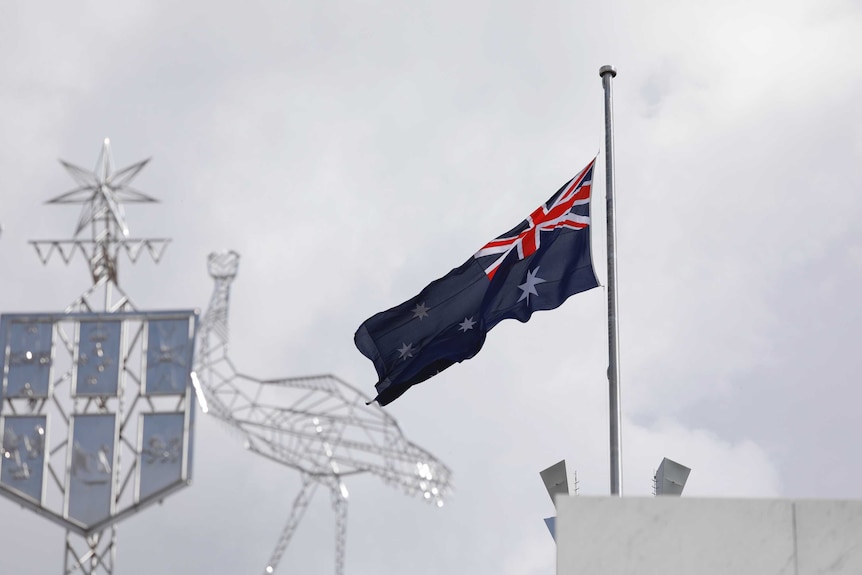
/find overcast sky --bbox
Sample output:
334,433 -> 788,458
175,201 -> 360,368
2,0 -> 861,573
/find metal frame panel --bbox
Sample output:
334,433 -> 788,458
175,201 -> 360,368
64,413 -> 119,528
134,411 -> 189,503
0,414 -> 49,504
2,318 -> 55,400
0,310 -> 198,536
72,320 -> 123,398
142,317 -> 196,396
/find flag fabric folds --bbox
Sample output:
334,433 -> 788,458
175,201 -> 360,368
355,158 -> 600,405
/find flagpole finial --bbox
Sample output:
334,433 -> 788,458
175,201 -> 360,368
599,65 -> 617,78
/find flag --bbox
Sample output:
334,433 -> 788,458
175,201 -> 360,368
355,158 -> 599,405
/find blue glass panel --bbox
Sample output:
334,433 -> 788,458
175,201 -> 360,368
67,415 -> 115,527
0,416 -> 47,503
5,321 -> 52,399
145,319 -> 191,395
139,413 -> 185,501
75,321 -> 122,397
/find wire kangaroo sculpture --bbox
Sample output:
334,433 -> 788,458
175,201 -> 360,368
195,251 -> 452,574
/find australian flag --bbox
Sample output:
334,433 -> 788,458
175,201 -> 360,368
355,158 -> 600,405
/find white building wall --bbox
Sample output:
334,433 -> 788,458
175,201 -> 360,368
556,497 -> 862,575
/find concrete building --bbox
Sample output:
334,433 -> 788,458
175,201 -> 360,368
555,496 -> 862,575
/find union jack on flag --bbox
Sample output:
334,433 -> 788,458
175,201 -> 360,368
474,158 -> 595,279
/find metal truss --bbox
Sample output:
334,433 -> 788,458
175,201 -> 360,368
64,528 -> 116,574
10,139 -> 180,574
34,138 -> 154,573
196,251 -> 453,575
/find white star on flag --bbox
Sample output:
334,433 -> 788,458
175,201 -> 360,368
411,302 -> 430,320
458,317 -> 476,332
518,267 -> 547,304
397,342 -> 415,360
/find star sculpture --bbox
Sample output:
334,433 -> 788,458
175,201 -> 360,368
47,138 -> 157,238
518,266 -> 547,304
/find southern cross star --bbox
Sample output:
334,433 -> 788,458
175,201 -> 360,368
397,342 -> 415,360
411,302 -> 430,320
458,317 -> 476,332
48,138 -> 157,238
518,266 -> 547,304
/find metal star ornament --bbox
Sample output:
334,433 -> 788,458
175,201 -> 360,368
48,138 -> 157,238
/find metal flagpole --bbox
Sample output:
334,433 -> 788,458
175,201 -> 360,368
600,64 -> 623,496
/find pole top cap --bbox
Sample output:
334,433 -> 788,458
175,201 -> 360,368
599,65 -> 617,78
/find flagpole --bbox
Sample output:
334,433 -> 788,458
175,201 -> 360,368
600,64 -> 623,496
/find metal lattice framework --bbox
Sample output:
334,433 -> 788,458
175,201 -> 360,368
0,139 -> 197,575
196,251 -> 453,575
31,138 -> 169,312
